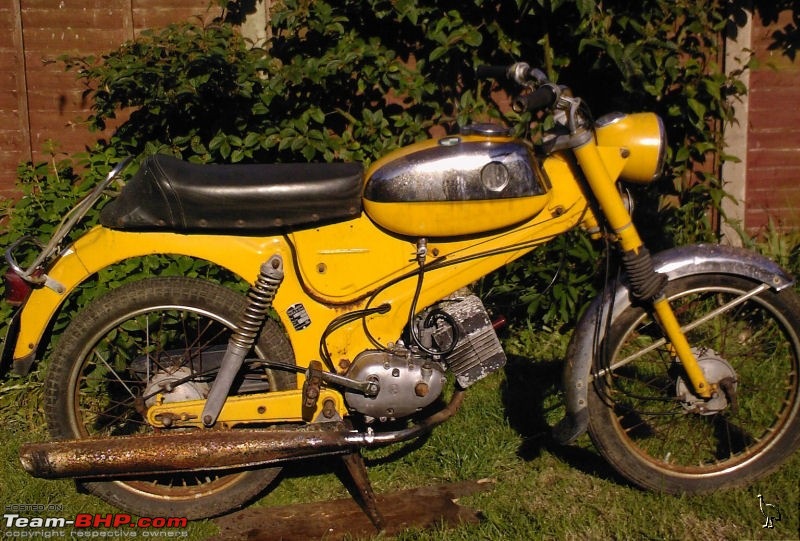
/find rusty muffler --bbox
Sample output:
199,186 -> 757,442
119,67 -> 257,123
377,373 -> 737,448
20,424 -> 355,479
19,391 -> 464,480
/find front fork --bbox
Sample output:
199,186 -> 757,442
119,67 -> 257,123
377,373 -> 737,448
573,141 -> 713,399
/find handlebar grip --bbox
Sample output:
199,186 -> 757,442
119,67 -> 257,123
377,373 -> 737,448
476,65 -> 511,80
512,85 -> 559,114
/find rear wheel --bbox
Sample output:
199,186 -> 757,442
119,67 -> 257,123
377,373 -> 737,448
45,277 -> 297,519
587,274 -> 800,493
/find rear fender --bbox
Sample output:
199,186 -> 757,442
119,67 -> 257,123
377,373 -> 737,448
553,243 -> 796,444
9,226 -> 283,375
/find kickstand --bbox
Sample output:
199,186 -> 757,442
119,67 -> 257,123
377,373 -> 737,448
341,451 -> 386,532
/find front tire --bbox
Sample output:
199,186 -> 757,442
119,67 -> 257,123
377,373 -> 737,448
587,274 -> 800,493
45,277 -> 297,519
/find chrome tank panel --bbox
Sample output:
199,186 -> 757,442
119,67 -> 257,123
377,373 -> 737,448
362,135 -> 550,237
364,138 -> 545,203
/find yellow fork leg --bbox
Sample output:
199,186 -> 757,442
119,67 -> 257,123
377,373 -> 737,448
652,297 -> 712,398
573,141 -> 712,398
572,141 -> 644,252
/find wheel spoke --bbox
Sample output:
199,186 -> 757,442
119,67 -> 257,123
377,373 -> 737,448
91,350 -> 137,400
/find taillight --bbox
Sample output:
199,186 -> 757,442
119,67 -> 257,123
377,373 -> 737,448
4,271 -> 32,306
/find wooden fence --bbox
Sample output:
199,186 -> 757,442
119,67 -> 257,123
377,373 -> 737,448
0,2 -> 798,234
0,0 -> 218,198
744,9 -> 800,233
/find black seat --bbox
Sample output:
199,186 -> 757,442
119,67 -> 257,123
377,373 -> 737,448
100,154 -> 363,232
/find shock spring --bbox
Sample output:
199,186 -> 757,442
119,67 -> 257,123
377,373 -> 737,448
230,256 -> 284,350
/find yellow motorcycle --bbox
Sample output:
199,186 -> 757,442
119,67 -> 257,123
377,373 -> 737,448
5,63 -> 800,523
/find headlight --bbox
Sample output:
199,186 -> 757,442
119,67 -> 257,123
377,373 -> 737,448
595,112 -> 667,184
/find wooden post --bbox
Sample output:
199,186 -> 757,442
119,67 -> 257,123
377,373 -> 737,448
720,5 -> 752,246
122,0 -> 134,41
11,0 -> 31,165
240,0 -> 271,48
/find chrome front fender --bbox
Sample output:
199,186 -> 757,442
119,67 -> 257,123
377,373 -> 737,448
553,243 -> 796,445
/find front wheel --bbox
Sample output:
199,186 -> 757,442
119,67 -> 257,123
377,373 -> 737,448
44,277 -> 297,519
587,274 -> 800,493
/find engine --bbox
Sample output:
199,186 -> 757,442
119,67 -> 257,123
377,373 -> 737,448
343,349 -> 447,422
344,293 -> 506,421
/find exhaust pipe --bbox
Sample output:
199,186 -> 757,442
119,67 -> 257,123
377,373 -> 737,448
20,425 -> 356,479
19,391 -> 464,480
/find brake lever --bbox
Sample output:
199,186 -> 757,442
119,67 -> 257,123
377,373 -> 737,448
512,84 -> 561,114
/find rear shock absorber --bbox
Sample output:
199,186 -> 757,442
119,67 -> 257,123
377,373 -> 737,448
202,255 -> 284,427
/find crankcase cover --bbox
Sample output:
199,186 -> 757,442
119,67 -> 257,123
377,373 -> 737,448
363,133 -> 550,237
344,349 -> 446,421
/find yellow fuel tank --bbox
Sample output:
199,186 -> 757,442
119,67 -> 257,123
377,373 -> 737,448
363,125 -> 550,237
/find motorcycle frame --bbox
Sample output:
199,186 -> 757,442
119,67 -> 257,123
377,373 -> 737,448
7,132 -> 713,425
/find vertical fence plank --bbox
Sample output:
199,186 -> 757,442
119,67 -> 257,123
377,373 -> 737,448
0,0 -> 31,195
11,0 -> 30,162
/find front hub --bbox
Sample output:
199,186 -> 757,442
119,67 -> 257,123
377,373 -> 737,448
675,348 -> 738,415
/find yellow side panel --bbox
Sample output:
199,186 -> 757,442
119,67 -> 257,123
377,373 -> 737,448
288,216 -> 418,301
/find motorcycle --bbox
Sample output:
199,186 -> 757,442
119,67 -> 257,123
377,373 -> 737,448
4,62 -> 800,524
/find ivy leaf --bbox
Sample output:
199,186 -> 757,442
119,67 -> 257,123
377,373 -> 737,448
687,98 -> 707,122
575,0 -> 596,18
429,46 -> 448,62
463,28 -> 483,47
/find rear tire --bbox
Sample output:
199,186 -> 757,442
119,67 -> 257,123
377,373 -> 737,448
45,277 -> 297,519
587,274 -> 800,493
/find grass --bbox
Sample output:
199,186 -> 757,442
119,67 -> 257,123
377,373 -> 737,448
2,329 -> 798,540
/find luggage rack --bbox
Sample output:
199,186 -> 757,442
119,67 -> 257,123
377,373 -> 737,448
4,157 -> 133,293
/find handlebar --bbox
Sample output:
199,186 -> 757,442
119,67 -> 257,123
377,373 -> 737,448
475,65 -> 511,80
512,85 -> 560,114
476,62 -> 558,114
476,62 -> 548,86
